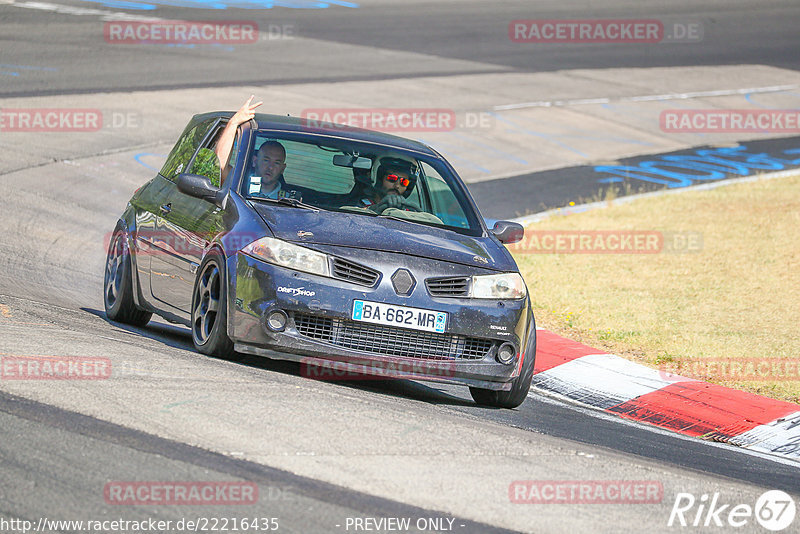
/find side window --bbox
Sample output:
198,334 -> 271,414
187,148 -> 222,187
405,166 -> 424,209
420,162 -> 470,229
205,121 -> 238,166
160,120 -> 215,181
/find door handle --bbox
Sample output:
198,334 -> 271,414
160,203 -> 172,214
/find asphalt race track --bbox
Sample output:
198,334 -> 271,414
3,0 -> 800,97
1,1 -> 799,533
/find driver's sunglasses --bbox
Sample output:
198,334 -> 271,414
384,174 -> 410,187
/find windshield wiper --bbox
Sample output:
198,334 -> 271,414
276,197 -> 320,211
251,196 -> 320,212
378,213 -> 427,227
347,208 -> 447,230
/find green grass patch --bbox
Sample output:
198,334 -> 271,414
514,173 -> 800,404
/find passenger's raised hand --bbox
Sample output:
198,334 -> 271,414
231,95 -> 263,126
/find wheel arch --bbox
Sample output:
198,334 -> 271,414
520,305 -> 537,375
112,208 -> 148,310
199,242 -> 237,341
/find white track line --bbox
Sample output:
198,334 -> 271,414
494,84 -> 800,111
10,1 -> 162,21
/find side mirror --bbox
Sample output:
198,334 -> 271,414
188,147 -> 222,187
491,221 -> 524,244
177,173 -> 224,206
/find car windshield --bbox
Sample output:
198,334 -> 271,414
240,132 -> 483,236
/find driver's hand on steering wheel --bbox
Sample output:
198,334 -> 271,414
373,192 -> 420,213
372,193 -> 402,213
382,193 -> 404,209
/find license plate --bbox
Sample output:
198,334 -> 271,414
352,300 -> 447,334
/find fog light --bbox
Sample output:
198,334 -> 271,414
265,310 -> 288,332
497,342 -> 516,365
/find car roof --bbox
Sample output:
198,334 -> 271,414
193,111 -> 439,156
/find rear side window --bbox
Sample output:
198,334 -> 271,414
160,120 -> 215,181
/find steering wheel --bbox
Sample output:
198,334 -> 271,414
395,198 -> 421,212
381,197 -> 421,213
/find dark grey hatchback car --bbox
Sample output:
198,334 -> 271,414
104,112 -> 536,408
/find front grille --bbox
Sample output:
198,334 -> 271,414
294,313 -> 492,361
291,313 -> 333,341
426,276 -> 470,297
331,257 -> 380,287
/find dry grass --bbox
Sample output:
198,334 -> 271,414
514,174 -> 800,403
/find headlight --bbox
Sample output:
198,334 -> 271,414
471,273 -> 527,299
241,237 -> 330,277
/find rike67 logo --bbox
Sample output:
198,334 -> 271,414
668,490 -> 797,531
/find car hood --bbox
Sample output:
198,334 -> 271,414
251,203 -> 515,271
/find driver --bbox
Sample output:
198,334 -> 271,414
366,159 -> 418,213
212,96 -> 288,201
249,140 -> 287,199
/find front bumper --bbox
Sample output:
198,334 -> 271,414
229,251 -> 531,391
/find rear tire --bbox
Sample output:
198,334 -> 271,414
191,249 -> 237,360
104,228 -> 152,327
470,316 -> 536,409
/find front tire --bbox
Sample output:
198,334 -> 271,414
104,228 -> 152,327
191,249 -> 237,360
470,316 -> 536,409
